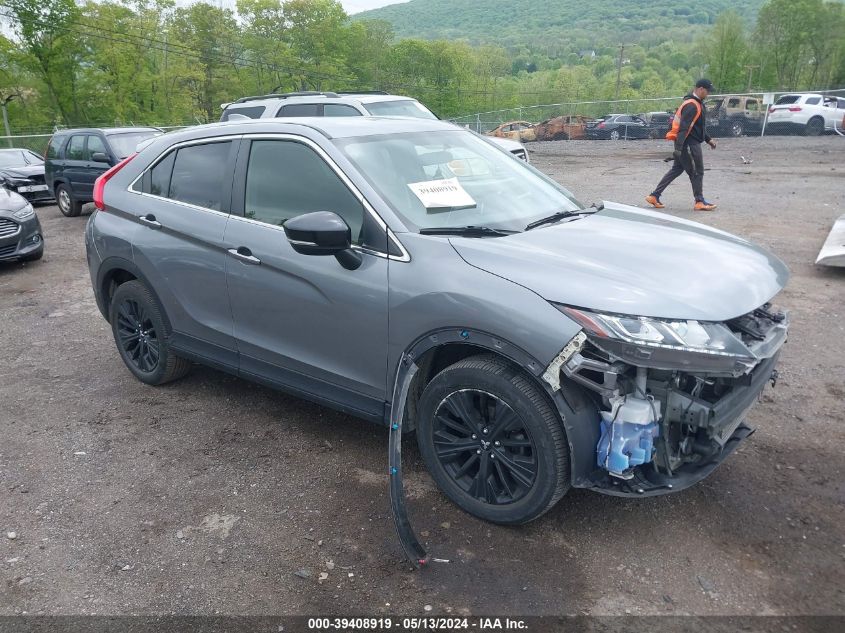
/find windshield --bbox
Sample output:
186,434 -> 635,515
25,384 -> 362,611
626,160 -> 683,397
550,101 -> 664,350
336,130 -> 583,232
106,131 -> 160,159
0,150 -> 43,167
365,100 -> 438,120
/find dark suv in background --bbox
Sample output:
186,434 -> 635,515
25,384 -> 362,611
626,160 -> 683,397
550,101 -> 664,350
45,127 -> 161,216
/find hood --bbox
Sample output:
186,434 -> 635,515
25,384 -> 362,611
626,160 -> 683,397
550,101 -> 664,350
0,165 -> 44,179
450,202 -> 789,322
0,186 -> 29,213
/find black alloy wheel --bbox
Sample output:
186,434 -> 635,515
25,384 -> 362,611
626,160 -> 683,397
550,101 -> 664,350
108,280 -> 191,385
432,389 -> 537,505
116,297 -> 160,373
416,355 -> 570,524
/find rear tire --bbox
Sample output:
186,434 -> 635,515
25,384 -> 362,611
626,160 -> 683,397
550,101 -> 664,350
109,280 -> 191,385
609,130 -> 620,141
805,117 -> 824,136
416,354 -> 570,525
56,184 -> 82,217
730,120 -> 745,137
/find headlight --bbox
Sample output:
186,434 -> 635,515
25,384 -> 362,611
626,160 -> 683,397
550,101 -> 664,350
13,204 -> 35,220
555,305 -> 756,373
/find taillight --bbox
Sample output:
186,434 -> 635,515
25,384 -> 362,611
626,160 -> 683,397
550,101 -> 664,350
598,121 -> 605,128
93,153 -> 137,211
768,107 -> 775,113
788,106 -> 802,112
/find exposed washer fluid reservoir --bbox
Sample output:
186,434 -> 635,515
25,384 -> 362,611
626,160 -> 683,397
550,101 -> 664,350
597,392 -> 660,480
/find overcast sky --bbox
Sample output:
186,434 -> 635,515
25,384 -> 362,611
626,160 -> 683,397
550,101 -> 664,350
341,0 -> 406,14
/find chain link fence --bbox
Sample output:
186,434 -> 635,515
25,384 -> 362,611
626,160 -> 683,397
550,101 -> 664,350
0,120 -> 204,154
449,89 -> 845,139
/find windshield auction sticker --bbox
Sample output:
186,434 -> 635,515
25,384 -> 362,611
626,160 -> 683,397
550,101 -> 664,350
408,177 -> 476,210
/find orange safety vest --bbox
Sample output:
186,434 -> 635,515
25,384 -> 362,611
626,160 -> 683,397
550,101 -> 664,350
666,98 -> 702,141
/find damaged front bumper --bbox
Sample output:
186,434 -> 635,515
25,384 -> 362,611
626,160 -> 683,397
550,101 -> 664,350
548,303 -> 788,497
581,353 -> 778,497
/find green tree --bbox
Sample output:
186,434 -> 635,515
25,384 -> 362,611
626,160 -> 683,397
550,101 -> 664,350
703,11 -> 749,92
3,0 -> 82,124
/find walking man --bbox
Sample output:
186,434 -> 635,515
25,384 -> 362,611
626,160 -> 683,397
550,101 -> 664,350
646,79 -> 718,211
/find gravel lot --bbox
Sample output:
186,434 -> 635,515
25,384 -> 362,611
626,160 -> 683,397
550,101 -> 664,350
1,135 -> 843,617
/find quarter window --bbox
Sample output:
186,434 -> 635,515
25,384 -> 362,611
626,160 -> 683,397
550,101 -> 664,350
244,140 -> 364,243
222,106 -> 266,121
168,142 -> 232,211
46,135 -> 64,159
67,135 -> 86,160
150,151 -> 176,196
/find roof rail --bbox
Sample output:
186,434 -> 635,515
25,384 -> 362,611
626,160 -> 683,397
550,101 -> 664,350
337,90 -> 390,95
232,91 -> 340,104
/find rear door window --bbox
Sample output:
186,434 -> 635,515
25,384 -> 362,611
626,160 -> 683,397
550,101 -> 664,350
67,135 -> 86,160
324,104 -> 361,117
167,142 -> 233,211
276,103 -> 320,117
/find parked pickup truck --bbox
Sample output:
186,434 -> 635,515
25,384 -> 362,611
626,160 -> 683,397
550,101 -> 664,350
706,95 -> 765,137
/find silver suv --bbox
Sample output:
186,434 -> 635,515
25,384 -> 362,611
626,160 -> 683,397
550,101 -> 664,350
221,91 -> 530,161
86,116 -> 788,525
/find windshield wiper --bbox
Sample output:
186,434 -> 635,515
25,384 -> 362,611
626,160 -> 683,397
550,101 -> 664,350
419,225 -> 517,238
524,207 -> 597,231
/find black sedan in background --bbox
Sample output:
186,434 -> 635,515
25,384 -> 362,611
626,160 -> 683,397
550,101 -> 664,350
0,187 -> 43,263
585,114 -> 652,140
0,148 -> 54,204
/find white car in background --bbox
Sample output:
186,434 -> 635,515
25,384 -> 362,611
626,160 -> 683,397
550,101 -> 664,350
220,91 -> 530,162
766,93 -> 845,136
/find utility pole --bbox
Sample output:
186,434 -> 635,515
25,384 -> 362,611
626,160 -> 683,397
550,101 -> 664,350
744,65 -> 760,92
1,94 -> 16,148
614,45 -> 625,101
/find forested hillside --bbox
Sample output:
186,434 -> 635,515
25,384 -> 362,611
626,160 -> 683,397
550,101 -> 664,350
358,0 -> 767,52
0,0 -> 842,132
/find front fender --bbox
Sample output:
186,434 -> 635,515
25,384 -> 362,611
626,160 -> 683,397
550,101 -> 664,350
391,326 -> 600,488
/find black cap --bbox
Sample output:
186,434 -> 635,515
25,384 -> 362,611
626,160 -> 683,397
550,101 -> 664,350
696,78 -> 714,91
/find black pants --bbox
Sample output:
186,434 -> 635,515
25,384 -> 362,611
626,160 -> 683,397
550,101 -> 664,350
652,142 -> 704,202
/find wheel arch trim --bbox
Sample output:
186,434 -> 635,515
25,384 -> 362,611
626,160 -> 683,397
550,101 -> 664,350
391,327 -> 600,485
95,256 -> 173,334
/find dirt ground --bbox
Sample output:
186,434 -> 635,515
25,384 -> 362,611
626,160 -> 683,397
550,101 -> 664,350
1,136 -> 843,618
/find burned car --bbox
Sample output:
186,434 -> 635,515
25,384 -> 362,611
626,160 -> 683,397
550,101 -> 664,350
534,115 -> 589,141
86,117 -> 788,525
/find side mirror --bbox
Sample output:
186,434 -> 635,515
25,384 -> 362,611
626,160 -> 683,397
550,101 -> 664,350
91,152 -> 111,163
283,211 -> 362,270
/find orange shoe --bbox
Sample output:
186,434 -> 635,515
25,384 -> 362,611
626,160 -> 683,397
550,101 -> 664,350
694,200 -> 717,211
645,194 -> 664,209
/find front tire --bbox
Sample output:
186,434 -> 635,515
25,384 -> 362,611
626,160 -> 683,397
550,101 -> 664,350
416,355 -> 570,524
609,129 -> 620,141
109,280 -> 191,385
56,184 -> 82,217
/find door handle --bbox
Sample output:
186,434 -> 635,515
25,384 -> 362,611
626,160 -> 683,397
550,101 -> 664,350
228,247 -> 261,265
139,214 -> 162,229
